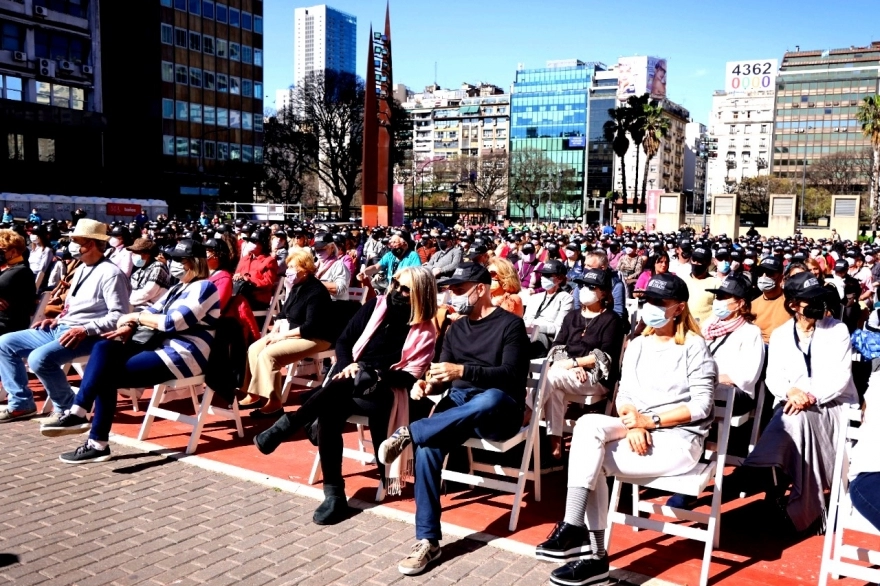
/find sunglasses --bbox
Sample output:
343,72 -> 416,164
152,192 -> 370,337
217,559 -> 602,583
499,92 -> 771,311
581,284 -> 601,291
489,271 -> 498,279
391,278 -> 411,295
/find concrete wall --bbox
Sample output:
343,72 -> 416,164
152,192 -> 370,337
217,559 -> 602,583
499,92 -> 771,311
767,194 -> 796,238
655,193 -> 685,233
710,193 -> 740,238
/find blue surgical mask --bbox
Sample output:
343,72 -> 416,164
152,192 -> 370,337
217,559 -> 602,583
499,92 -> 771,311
717,261 -> 730,274
133,256 -> 146,268
449,285 -> 476,316
540,276 -> 555,291
712,299 -> 733,320
641,302 -> 671,329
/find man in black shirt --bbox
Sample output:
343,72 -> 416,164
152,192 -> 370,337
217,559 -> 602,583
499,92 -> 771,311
377,262 -> 530,576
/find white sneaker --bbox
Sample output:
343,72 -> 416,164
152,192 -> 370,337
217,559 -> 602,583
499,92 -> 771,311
398,539 -> 441,576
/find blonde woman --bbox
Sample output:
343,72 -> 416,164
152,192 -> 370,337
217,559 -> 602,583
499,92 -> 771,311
537,273 -> 716,586
255,266 -> 438,526
239,248 -> 342,416
488,257 -> 524,317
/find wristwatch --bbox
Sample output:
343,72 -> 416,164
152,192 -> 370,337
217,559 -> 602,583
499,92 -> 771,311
651,414 -> 662,429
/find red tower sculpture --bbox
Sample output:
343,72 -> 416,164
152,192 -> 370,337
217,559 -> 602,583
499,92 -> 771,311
361,3 -> 394,227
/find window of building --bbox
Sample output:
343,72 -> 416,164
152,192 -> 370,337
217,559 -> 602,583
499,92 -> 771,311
242,145 -> 253,163
204,105 -> 215,125
161,0 -> 172,7
483,130 -> 493,138
230,143 -> 241,160
204,141 -> 216,159
242,79 -> 252,97
189,31 -> 201,52
163,135 -> 175,156
188,0 -> 199,15
174,0 -> 185,10
175,137 -> 188,156
254,115 -> 263,132
162,98 -> 174,119
1,75 -> 23,101
37,138 -> 55,162
203,35 -> 214,55
229,7 -> 240,27
215,39 -> 227,58
215,2 -> 227,22
204,71 -> 215,90
202,0 -> 213,18
229,42 -> 240,61
229,76 -> 240,95
189,138 -> 200,158
7,134 -> 24,160
176,100 -> 188,120
242,112 -> 252,130
190,103 -> 201,123
254,49 -> 263,67
174,27 -> 187,48
189,67 -> 202,87
161,61 -> 174,82
760,124 -> 768,133
1,22 -> 25,52
254,15 -> 263,34
34,29 -> 89,63
217,107 -> 228,126
217,73 -> 228,93
254,146 -> 263,163
217,142 -> 228,160
241,11 -> 252,30
242,45 -> 252,64
253,82 -> 262,99
175,64 -> 188,84
230,110 -> 241,128
161,23 -> 173,45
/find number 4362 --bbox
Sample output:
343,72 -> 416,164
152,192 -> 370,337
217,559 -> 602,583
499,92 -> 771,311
732,63 -> 773,75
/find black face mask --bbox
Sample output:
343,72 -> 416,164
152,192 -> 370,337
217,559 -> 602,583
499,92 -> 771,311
391,247 -> 406,259
438,240 -> 448,251
691,263 -> 708,277
388,289 -> 411,308
802,301 -> 825,320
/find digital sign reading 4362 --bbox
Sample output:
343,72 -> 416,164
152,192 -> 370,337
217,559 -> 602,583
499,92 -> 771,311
725,59 -> 778,95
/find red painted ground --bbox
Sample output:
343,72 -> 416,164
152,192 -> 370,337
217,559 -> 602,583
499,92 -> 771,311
25,380 -> 878,586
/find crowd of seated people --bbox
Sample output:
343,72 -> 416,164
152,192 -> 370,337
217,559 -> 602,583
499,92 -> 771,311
1,212 -> 879,583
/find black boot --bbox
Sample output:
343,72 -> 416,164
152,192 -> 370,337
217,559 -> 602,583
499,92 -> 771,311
313,484 -> 349,525
253,412 -> 299,455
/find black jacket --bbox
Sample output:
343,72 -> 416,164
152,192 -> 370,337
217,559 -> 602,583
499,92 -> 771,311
0,263 -> 36,334
279,274 -> 341,343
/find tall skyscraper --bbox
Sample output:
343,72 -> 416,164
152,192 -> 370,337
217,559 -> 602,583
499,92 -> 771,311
294,5 -> 356,87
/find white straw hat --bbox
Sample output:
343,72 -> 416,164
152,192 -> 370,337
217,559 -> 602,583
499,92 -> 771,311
65,219 -> 110,241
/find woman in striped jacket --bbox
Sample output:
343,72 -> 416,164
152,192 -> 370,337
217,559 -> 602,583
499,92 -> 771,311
39,239 -> 221,464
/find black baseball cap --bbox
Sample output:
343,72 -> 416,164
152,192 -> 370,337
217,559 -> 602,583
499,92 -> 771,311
707,274 -> 750,299
644,273 -> 689,302
539,259 -> 568,276
574,268 -> 610,289
691,246 -> 712,263
168,238 -> 206,259
203,238 -> 229,257
758,256 -> 784,274
834,259 -> 849,273
784,272 -> 826,300
465,244 -> 488,260
313,232 -> 334,250
438,262 -> 492,287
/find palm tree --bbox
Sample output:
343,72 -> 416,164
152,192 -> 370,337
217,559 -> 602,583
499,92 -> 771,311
603,107 -> 631,213
638,100 -> 671,206
857,95 -> 880,235
625,95 -> 649,210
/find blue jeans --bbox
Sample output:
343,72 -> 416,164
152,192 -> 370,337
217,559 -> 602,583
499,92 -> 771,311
409,387 -> 523,541
75,340 -> 173,442
0,325 -> 101,413
850,472 -> 880,532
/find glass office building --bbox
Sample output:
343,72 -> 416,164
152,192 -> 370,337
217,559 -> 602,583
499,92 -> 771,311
508,60 -> 614,221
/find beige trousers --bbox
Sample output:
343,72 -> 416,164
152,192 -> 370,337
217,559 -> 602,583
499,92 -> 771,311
242,337 -> 331,400
528,366 -> 608,437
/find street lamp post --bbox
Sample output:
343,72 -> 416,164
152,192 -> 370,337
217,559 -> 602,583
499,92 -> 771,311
800,156 -> 807,226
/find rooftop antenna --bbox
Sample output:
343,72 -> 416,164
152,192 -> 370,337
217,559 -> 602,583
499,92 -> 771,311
434,62 -> 437,85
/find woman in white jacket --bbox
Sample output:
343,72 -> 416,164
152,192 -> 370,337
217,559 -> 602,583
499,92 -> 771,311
313,233 -> 350,302
740,271 -> 857,533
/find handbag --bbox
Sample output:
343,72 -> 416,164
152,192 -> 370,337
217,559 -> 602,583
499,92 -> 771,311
130,326 -> 166,350
232,279 -> 254,297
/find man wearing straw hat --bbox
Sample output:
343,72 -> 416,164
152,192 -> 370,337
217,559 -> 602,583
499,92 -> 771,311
0,219 -> 131,423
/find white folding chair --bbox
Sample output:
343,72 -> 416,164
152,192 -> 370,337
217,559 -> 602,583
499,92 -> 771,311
37,359 -> 114,415
32,291 -> 52,324
605,384 -> 737,586
439,358 -> 551,531
818,405 -> 880,586
347,287 -> 365,304
253,278 -> 286,337
279,349 -> 337,403
624,297 -> 638,320
34,270 -> 45,291
725,380 -> 767,467
307,414 -> 386,502
137,375 -> 244,454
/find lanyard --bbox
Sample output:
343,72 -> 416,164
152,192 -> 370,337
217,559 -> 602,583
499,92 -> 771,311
793,321 -> 813,377
708,333 -> 731,356
535,291 -> 559,319
70,258 -> 106,298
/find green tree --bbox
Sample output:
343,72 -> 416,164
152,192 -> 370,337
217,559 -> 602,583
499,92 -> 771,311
260,106 -> 319,205
637,100 -> 670,204
856,95 -> 880,233
603,108 -> 631,212
625,94 -> 649,210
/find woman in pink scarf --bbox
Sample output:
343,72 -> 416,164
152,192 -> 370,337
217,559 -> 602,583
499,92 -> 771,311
254,267 -> 438,525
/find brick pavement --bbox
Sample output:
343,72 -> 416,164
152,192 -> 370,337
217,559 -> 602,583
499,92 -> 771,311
0,421 -> 579,586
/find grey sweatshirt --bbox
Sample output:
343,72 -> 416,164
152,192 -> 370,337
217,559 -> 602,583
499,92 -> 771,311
58,258 -> 132,336
616,333 -> 717,444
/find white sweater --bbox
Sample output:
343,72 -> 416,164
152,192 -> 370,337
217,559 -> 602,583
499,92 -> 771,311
705,321 -> 765,400
523,288 -> 573,343
766,317 -> 858,407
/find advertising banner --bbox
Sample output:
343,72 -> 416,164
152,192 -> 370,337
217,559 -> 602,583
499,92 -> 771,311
392,184 -> 405,226
617,56 -> 667,102
106,203 -> 142,216
645,189 -> 664,232
724,59 -> 778,96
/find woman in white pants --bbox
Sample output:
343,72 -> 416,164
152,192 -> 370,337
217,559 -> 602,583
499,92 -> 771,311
535,267 -> 623,459
537,272 -> 716,586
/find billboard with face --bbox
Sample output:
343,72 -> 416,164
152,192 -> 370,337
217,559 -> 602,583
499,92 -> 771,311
617,56 -> 667,102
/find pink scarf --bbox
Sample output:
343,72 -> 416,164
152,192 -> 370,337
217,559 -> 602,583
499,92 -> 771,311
702,315 -> 746,341
351,295 -> 437,494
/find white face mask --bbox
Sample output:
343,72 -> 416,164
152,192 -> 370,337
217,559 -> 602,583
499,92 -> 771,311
109,237 -> 122,248
29,234 -> 38,243
757,275 -> 776,291
624,247 -> 634,255
169,260 -> 187,279
68,241 -> 83,259
449,286 -> 477,315
641,302 -> 671,329
579,287 -> 599,306
541,276 -> 555,291
564,250 -> 577,260
242,242 -> 257,256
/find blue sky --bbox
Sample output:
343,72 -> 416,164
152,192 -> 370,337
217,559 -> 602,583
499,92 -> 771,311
263,0 -> 880,122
